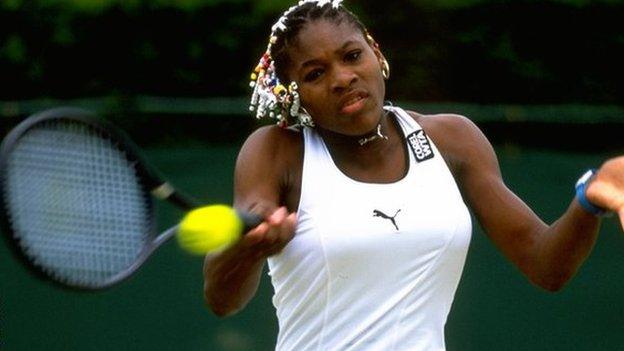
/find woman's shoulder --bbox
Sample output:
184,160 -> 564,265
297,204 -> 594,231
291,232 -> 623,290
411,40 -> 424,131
404,110 -> 475,134
238,124 -> 304,173
403,110 -> 489,174
236,125 -> 304,212
246,124 -> 302,142
242,125 -> 303,156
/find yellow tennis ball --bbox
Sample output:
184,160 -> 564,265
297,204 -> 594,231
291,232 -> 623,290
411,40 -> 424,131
177,205 -> 243,255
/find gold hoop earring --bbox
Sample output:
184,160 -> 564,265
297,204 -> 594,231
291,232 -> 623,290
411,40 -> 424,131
381,59 -> 390,80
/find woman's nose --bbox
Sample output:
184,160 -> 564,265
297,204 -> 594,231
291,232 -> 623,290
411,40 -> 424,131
331,65 -> 357,93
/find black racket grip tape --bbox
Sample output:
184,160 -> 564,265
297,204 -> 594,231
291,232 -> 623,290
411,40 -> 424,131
237,211 -> 264,234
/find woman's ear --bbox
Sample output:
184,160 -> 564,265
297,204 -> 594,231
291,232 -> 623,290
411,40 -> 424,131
378,52 -> 390,80
366,33 -> 390,80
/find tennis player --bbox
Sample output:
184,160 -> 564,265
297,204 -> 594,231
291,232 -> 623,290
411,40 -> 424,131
204,1 -> 624,349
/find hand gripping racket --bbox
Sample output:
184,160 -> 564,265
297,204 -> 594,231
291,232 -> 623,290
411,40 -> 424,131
0,107 -> 261,290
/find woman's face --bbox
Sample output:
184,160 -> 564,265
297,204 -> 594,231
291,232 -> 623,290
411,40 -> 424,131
285,19 -> 386,136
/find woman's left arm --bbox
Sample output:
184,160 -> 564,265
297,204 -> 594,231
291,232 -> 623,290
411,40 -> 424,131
425,114 -> 624,292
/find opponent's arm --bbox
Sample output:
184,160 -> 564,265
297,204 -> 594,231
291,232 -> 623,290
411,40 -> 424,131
429,115 -> 623,291
203,126 -> 297,316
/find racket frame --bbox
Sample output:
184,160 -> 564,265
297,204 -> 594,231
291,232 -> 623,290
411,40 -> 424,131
0,107 -> 197,290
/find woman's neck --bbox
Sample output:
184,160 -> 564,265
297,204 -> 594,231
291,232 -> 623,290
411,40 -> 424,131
317,110 -> 408,183
317,111 -> 398,160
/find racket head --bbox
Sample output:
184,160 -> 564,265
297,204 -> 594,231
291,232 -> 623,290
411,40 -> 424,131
0,107 -> 162,290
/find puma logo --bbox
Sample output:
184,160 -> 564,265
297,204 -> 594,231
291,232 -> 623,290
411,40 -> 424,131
373,209 -> 401,231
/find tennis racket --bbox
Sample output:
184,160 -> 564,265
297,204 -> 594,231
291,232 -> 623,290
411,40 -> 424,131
0,107 -> 261,290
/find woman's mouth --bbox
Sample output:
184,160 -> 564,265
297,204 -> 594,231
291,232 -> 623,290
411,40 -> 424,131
340,93 -> 368,115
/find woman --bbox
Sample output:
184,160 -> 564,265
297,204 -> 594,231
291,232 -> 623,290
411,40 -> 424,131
204,1 -> 624,349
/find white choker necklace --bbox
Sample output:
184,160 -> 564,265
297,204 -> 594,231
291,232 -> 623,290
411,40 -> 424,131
358,124 -> 388,146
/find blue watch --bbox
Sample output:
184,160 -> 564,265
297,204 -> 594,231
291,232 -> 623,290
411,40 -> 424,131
575,169 -> 608,216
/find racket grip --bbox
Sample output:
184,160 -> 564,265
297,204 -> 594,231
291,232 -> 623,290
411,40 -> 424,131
236,211 -> 264,234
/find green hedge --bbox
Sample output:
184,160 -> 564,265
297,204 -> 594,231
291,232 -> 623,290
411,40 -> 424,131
1,1 -> 623,103
2,95 -> 623,123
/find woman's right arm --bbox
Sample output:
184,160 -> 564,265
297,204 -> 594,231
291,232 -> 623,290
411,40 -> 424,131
203,126 -> 298,317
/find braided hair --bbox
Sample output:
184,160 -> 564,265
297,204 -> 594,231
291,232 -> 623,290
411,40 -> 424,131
249,0 -> 378,128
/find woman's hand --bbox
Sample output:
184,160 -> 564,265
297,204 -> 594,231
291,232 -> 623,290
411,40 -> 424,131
237,207 -> 297,258
586,156 -> 624,229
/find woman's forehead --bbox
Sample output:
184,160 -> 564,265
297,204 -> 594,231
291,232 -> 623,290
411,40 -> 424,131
290,19 -> 365,59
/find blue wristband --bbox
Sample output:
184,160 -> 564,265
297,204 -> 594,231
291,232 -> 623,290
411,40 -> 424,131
575,169 -> 608,216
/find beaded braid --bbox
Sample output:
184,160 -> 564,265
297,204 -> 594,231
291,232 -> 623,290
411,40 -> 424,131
248,0 -> 346,128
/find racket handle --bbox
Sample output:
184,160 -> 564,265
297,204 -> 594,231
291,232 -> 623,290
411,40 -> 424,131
237,211 -> 264,233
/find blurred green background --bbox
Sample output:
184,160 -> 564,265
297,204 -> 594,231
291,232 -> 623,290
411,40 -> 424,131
0,0 -> 623,102
1,0 -> 624,350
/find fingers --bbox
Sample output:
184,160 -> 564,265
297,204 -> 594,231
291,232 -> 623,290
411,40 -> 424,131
245,222 -> 270,244
585,163 -> 624,232
586,177 -> 624,214
239,207 -> 297,257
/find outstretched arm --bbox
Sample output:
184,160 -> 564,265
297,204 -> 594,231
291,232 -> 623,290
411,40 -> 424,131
204,207 -> 295,316
427,114 -> 622,291
203,126 -> 299,316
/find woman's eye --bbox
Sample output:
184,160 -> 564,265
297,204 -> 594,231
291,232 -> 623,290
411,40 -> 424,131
304,69 -> 323,82
345,50 -> 361,62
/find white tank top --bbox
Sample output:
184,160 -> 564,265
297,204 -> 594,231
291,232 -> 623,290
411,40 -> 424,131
267,106 -> 472,351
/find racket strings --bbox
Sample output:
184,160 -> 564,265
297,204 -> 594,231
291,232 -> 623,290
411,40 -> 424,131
4,121 -> 152,287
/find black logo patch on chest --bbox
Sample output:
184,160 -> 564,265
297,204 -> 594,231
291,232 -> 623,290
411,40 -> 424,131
407,130 -> 434,162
